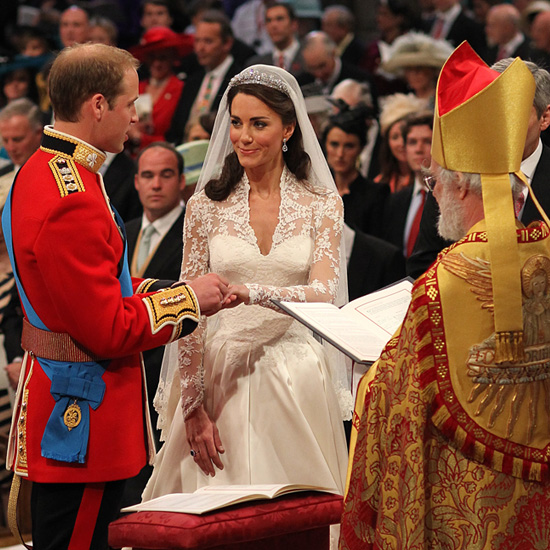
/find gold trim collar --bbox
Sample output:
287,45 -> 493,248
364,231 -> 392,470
40,126 -> 106,174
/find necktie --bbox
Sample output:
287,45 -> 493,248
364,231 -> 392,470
137,224 -> 156,271
432,17 -> 445,39
496,46 -> 507,61
277,52 -> 285,69
198,74 -> 214,113
406,190 -> 426,257
515,189 -> 526,218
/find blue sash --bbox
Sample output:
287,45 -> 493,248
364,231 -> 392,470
2,185 -> 133,463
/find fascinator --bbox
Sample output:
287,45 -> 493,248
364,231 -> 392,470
130,26 -> 194,61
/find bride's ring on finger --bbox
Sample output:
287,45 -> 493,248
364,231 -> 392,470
190,449 -> 200,457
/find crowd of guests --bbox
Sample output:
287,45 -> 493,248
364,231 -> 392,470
2,0 -> 549,266
1,0 -> 550,546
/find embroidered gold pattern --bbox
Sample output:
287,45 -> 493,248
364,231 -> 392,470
48,156 -> 85,197
14,361 -> 33,476
63,401 -> 81,431
41,127 -> 106,173
142,284 -> 200,335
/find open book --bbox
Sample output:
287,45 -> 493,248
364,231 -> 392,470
272,278 -> 413,365
121,483 -> 336,515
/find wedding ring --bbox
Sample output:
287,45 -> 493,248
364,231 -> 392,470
190,450 -> 196,457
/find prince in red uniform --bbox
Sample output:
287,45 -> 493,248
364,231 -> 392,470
2,43 -> 233,550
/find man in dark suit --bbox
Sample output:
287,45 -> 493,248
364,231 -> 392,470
484,4 -> 532,65
247,2 -> 306,76
383,111 -> 433,258
321,5 -> 365,67
345,224 -> 406,301
408,58 -> 550,278
122,141 -> 186,506
166,10 -> 242,145
99,151 -> 143,222
298,31 -> 376,101
428,0 -> 486,56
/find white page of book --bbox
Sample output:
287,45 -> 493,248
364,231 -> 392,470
197,484 -> 286,496
342,279 -> 413,336
122,491 -> 255,514
279,302 -> 390,360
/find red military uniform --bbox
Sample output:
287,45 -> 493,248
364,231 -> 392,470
6,126 -> 199,484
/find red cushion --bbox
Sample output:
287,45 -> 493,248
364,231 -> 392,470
109,492 -> 343,550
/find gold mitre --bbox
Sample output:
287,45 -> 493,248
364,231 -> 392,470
432,41 -> 536,363
431,42 -> 534,173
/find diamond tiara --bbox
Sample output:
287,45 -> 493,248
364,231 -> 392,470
228,68 -> 290,96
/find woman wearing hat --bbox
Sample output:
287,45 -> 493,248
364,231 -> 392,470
374,92 -> 428,193
382,32 -> 453,103
130,26 -> 194,150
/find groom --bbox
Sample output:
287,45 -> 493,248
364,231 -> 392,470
4,43 -> 234,550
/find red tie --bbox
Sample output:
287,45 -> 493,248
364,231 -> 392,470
496,46 -> 507,61
277,53 -> 285,69
407,190 -> 426,257
515,190 -> 526,218
432,17 -> 445,39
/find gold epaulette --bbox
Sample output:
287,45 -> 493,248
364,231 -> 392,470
48,156 -> 85,198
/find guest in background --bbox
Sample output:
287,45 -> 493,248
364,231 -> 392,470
427,0 -> 486,55
247,2 -> 306,76
321,5 -> 366,67
129,26 -> 193,150
383,110 -> 433,257
122,142 -> 187,507
530,10 -> 550,67
298,31 -> 375,98
345,223 -> 406,301
0,98 -> 43,391
330,79 -> 380,179
89,16 -> 119,46
166,10 -> 242,145
184,111 -> 216,142
364,0 -> 422,96
231,0 -> 271,55
58,5 -> 90,48
323,108 -> 389,237
484,4 -> 532,64
381,32 -> 453,104
375,92 -> 427,192
0,67 -> 39,110
141,0 -> 175,32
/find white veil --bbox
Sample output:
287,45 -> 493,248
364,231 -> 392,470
156,66 -> 353,431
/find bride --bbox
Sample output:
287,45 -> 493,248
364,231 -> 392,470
143,65 -> 351,499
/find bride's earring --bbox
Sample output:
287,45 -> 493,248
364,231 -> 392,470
282,138 -> 288,153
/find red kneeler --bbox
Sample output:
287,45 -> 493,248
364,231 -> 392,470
109,492 -> 343,550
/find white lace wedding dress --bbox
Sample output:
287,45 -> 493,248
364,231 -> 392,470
142,168 -> 349,500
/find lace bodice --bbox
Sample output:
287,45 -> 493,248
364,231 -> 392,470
177,167 -> 344,419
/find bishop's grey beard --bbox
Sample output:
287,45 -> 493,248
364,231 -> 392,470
437,184 -> 467,242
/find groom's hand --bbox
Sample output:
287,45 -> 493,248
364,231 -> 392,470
186,273 -> 231,316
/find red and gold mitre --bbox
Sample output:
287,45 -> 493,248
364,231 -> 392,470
432,42 -> 535,362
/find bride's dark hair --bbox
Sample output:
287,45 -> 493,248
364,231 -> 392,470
205,83 -> 311,201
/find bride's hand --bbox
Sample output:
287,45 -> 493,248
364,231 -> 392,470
223,284 -> 249,308
185,405 -> 224,476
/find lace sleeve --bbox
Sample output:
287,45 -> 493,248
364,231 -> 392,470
246,192 -> 343,308
178,194 -> 210,419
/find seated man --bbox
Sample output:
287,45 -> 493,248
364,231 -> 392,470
341,42 -> 550,549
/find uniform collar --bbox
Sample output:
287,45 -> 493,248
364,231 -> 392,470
40,126 -> 106,174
